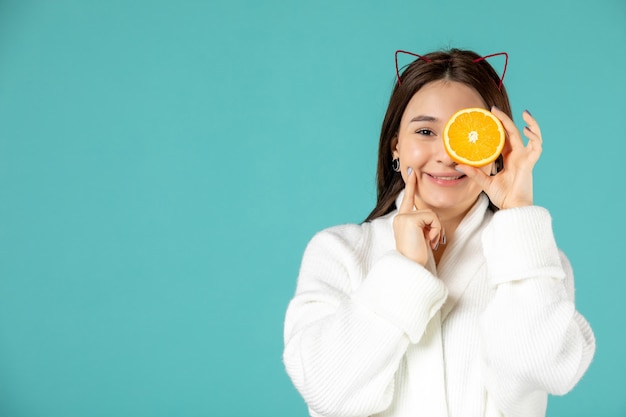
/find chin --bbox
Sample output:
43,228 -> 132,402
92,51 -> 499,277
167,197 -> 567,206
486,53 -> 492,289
425,196 -> 477,212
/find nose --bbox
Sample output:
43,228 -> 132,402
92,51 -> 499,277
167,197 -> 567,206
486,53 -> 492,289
435,137 -> 456,166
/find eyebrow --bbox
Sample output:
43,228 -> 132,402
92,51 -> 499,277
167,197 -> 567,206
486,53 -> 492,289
409,115 -> 438,123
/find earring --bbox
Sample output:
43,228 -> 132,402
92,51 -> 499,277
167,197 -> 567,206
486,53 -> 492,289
392,158 -> 400,172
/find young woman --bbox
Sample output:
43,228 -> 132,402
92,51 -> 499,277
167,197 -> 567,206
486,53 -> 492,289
283,48 -> 595,417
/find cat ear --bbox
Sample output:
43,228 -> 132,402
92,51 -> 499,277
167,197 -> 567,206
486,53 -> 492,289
472,52 -> 509,91
394,50 -> 509,91
395,50 -> 432,86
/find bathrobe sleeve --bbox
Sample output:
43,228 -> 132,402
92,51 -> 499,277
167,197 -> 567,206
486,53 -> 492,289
283,224 -> 447,417
480,206 -> 596,417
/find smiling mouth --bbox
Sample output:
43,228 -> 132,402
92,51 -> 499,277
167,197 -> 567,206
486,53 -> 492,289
428,174 -> 466,180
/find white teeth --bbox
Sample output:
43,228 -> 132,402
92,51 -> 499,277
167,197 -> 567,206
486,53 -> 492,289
432,175 -> 463,180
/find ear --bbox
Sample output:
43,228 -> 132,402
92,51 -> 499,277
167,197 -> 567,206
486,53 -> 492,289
395,50 -> 432,86
472,52 -> 508,91
391,135 -> 399,158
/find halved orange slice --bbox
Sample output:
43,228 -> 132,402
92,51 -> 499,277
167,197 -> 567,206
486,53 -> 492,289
443,108 -> 505,167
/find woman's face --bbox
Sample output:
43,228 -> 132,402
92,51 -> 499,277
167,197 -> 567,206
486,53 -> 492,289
392,80 -> 494,216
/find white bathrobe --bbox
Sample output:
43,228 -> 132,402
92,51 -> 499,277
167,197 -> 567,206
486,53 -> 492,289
283,192 -> 595,417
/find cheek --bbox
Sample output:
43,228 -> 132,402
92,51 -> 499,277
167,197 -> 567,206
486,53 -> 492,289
399,141 -> 430,162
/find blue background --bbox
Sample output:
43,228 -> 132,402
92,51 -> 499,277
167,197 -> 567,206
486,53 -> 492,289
0,0 -> 624,416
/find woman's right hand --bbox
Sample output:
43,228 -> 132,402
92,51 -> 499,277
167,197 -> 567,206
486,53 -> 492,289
393,168 -> 444,266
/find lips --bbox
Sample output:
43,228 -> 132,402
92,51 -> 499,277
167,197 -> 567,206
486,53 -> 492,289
424,172 -> 467,186
427,173 -> 466,180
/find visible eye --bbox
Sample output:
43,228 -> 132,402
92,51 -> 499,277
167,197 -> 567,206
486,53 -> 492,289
415,128 -> 435,136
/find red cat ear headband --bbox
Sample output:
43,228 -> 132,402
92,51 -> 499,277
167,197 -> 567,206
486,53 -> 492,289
394,50 -> 509,91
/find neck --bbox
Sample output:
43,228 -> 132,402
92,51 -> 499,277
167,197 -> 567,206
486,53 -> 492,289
440,206 -> 472,237
430,200 -> 481,265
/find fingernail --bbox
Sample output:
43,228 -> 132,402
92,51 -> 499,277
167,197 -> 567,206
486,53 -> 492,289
492,105 -> 500,112
434,242 -> 439,251
454,166 -> 464,173
442,234 -> 447,245
525,109 -> 532,116
407,167 -> 412,175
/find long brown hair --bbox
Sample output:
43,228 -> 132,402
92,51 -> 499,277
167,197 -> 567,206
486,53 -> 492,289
364,48 -> 513,222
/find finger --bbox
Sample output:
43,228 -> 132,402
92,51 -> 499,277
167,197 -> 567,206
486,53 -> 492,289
399,167 -> 416,213
521,111 -> 543,164
522,110 -> 542,135
522,110 -> 542,145
523,125 -> 543,151
455,164 -> 493,192
491,106 -> 524,150
412,172 -> 423,210
427,223 -> 444,249
410,209 -> 443,249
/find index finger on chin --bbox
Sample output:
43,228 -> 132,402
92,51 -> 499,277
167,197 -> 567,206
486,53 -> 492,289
399,167 -> 417,213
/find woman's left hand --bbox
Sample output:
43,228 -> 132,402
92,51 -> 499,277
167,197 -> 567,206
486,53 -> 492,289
456,107 -> 542,210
